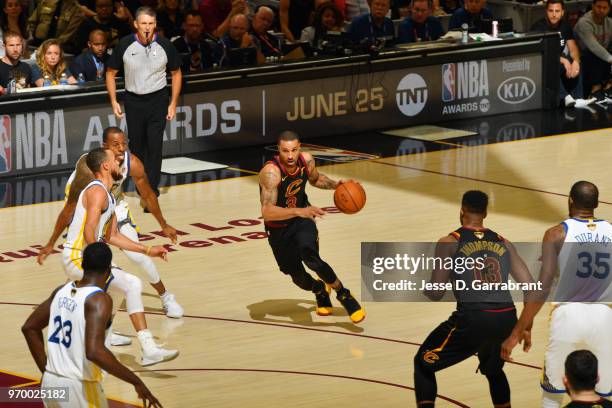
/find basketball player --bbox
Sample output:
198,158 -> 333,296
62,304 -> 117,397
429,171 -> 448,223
414,190 -> 535,408
22,243 -> 162,408
258,131 -> 365,323
563,350 -> 612,408
38,127 -> 184,319
501,181 -> 612,408
46,147 -> 178,366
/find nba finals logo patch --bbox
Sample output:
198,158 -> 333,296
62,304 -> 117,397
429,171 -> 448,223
0,115 -> 10,174
442,63 -> 456,102
474,231 -> 485,239
587,223 -> 596,231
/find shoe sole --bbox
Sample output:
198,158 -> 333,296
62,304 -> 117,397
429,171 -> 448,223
350,309 -> 366,324
316,307 -> 333,316
165,311 -> 184,319
140,350 -> 180,367
110,340 -> 132,346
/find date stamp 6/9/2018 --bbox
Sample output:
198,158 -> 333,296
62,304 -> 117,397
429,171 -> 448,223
0,387 -> 69,403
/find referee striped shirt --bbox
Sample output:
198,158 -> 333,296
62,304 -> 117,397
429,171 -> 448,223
108,33 -> 181,95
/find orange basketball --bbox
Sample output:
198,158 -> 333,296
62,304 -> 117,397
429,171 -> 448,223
334,181 -> 366,214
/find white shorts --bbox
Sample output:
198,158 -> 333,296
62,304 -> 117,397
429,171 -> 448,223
41,371 -> 108,408
61,248 -> 145,314
542,303 -> 612,396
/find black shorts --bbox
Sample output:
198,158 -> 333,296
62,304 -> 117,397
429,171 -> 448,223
416,308 -> 517,375
266,217 -> 318,275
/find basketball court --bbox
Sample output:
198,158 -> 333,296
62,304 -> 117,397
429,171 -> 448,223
2,110 -> 612,407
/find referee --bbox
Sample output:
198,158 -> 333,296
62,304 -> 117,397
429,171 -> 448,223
106,6 -> 182,197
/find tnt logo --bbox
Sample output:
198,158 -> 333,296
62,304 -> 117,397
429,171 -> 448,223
442,63 -> 456,102
395,73 -> 428,117
0,115 -> 10,173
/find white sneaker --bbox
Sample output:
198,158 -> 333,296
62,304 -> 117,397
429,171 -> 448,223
141,345 -> 180,367
110,332 -> 132,346
161,293 -> 184,318
564,94 -> 576,107
575,98 -> 597,108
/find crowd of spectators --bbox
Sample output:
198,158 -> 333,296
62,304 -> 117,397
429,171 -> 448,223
0,0 -> 610,105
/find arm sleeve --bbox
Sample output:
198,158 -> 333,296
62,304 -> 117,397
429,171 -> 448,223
107,36 -> 129,70
31,65 -> 42,82
160,37 -> 182,71
575,19 -> 612,63
448,11 -> 462,30
397,20 -> 413,43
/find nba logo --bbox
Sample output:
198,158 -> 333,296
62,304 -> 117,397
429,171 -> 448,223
442,63 -> 456,102
0,115 -> 10,174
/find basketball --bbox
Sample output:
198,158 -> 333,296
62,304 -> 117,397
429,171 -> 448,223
334,181 -> 366,214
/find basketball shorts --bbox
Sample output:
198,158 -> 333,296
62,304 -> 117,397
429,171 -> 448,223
61,247 -> 145,314
542,303 -> 612,396
416,308 -> 517,375
266,217 -> 319,275
41,371 -> 108,408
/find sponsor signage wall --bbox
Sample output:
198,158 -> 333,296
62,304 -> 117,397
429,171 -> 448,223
1,53 -> 543,178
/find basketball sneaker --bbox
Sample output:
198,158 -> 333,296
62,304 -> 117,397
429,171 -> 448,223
161,292 -> 184,318
138,330 -> 179,367
313,280 -> 332,316
336,288 -> 366,324
110,332 -> 132,346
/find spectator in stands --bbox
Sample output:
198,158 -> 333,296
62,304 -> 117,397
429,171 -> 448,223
28,0 -> 84,53
574,0 -> 612,100
0,0 -> 30,57
215,13 -> 255,65
199,0 -> 248,38
531,0 -> 595,107
0,31 -> 33,93
315,0 -> 346,20
69,29 -> 109,81
345,0 -> 369,20
73,0 -> 132,53
280,0 -> 315,42
347,0 -> 395,44
124,0 -> 158,17
33,38 -> 77,86
448,0 -> 492,30
157,0 -> 185,38
563,350 -> 612,408
300,2 -> 343,47
251,6 -> 281,56
433,0 -> 459,15
172,10 -> 213,71
398,0 -> 444,42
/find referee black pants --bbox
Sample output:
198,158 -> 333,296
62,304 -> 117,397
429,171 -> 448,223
124,88 -> 168,196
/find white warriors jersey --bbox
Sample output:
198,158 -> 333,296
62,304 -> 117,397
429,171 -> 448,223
46,282 -> 107,381
556,218 -> 612,303
64,180 -> 116,257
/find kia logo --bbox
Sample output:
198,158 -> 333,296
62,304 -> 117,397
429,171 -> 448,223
497,77 -> 536,104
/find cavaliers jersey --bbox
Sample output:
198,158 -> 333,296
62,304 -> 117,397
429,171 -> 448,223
46,282 -> 108,382
264,154 -> 310,226
63,180 -> 116,266
450,226 -> 514,311
556,218 -> 612,303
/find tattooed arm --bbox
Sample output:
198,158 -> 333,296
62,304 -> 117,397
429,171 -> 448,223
303,152 -> 338,190
259,162 -> 324,221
